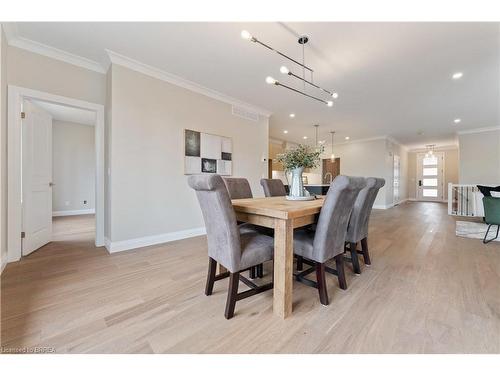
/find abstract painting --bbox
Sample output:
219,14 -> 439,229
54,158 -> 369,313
184,129 -> 232,175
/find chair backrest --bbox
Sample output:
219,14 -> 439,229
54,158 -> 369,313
223,177 -> 253,199
188,175 -> 241,272
260,178 -> 287,197
483,196 -> 500,225
346,177 -> 386,243
312,175 -> 366,262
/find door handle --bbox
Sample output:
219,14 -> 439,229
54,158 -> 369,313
418,180 -> 422,187
49,182 -> 55,187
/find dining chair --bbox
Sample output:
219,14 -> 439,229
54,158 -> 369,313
188,175 -> 274,319
293,175 -> 366,305
223,177 -> 264,278
345,177 -> 385,273
260,178 -> 287,197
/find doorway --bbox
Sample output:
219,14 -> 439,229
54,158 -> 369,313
7,86 -> 104,262
416,151 -> 445,201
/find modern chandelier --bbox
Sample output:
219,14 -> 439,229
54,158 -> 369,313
241,30 -> 338,107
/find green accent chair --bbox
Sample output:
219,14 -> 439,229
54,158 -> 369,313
483,196 -> 500,243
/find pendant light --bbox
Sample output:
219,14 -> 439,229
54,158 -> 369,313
330,131 -> 336,162
314,124 -> 320,150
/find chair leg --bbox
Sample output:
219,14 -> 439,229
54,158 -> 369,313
335,254 -> 347,290
225,272 -> 240,319
361,237 -> 371,265
205,257 -> 217,296
296,256 -> 304,271
256,263 -> 264,278
483,224 -> 500,244
350,242 -> 361,274
249,266 -> 256,279
315,262 -> 329,305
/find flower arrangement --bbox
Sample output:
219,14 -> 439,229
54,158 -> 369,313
276,144 -> 323,171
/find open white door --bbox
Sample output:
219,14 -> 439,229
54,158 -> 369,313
22,100 -> 53,255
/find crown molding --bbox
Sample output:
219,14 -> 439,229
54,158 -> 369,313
457,126 -> 500,135
408,144 -> 458,153
4,23 -> 106,74
386,136 -> 409,151
106,49 -> 272,118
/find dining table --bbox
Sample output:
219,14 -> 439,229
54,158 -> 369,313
230,195 -> 326,319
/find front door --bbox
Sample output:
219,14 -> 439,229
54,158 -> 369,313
22,100 -> 53,255
416,152 -> 444,201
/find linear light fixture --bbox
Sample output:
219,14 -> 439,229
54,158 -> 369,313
242,30 -> 338,106
266,76 -> 332,106
241,30 -> 313,73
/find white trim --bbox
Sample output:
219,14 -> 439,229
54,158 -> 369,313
7,86 -> 105,263
409,145 -> 458,153
52,209 -> 96,217
457,126 -> 500,135
1,257 -> 7,274
387,136 -> 409,151
105,227 -> 206,253
4,25 -> 105,74
106,49 -> 272,118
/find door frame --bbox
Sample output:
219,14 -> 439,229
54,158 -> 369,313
415,151 -> 445,202
7,85 -> 105,262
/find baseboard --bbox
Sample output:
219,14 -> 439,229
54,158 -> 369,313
1,257 -> 7,274
52,209 -> 96,217
373,198 -> 409,210
105,226 -> 206,253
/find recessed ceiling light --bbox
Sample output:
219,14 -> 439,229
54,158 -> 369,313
331,92 -> 339,99
454,118 -> 461,124
452,72 -> 463,80
303,136 -> 308,140
283,130 -> 288,134
289,113 -> 295,118
345,136 -> 350,140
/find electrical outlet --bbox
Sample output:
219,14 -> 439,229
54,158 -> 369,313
83,200 -> 87,205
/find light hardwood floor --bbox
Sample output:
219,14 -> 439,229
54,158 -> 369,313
52,214 -> 95,241
1,202 -> 499,353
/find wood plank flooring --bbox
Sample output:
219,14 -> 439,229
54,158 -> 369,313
1,202 -> 499,353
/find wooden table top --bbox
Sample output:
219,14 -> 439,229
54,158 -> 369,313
231,196 -> 325,220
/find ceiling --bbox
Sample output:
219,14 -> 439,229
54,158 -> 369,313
31,99 -> 96,125
8,22 -> 500,148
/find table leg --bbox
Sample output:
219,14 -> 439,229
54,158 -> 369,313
273,218 -> 294,318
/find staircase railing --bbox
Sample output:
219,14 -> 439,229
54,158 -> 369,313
448,183 -> 481,217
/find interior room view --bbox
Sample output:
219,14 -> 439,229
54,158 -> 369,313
0,15 -> 499,364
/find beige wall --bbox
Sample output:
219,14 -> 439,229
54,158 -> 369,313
1,26 -> 7,271
7,46 -> 106,105
459,130 -> 500,185
52,121 -> 95,213
407,148 -> 459,200
108,64 -> 269,242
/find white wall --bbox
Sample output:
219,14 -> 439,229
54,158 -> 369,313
52,120 -> 95,214
107,64 -> 269,243
458,129 -> 500,185
1,26 -> 7,272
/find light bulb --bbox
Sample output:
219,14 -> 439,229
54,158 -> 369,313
289,113 -> 295,118
429,150 -> 433,155
454,118 -> 461,124
241,30 -> 252,40
330,153 -> 336,161
280,66 -> 290,74
303,136 -> 308,140
283,130 -> 288,134
331,92 -> 338,99
326,101 -> 333,107
452,72 -> 463,80
265,76 -> 277,85
345,136 -> 350,140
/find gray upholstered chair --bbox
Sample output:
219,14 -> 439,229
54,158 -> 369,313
345,177 -> 385,274
260,178 -> 287,197
223,177 -> 254,200
223,177 -> 264,279
293,175 -> 366,305
188,175 -> 274,319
